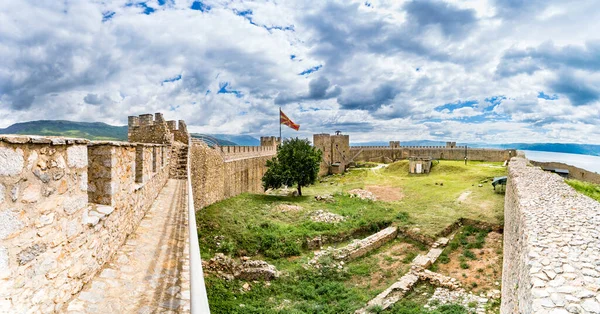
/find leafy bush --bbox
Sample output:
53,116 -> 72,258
396,211 -> 410,222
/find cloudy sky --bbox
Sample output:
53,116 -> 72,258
1,0 -> 600,144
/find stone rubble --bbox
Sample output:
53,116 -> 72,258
348,189 -> 377,201
356,235 -> 463,313
310,210 -> 345,223
308,227 -> 398,267
314,194 -> 335,203
203,253 -> 280,281
273,204 -> 303,213
425,287 -> 493,314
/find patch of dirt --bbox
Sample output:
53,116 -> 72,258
348,241 -> 415,290
364,185 -> 404,202
436,232 -> 503,293
457,190 -> 471,202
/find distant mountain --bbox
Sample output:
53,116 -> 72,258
0,120 -> 127,141
352,140 -> 600,157
190,134 -> 238,146
192,134 -> 260,146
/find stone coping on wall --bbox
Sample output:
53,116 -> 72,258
88,140 -> 169,147
504,156 -> 600,313
0,134 -> 90,145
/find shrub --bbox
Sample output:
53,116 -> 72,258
463,249 -> 476,260
396,211 -> 410,222
460,261 -> 469,269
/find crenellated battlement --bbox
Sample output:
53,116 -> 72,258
260,136 -> 281,147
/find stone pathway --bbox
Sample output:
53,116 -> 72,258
65,179 -> 190,313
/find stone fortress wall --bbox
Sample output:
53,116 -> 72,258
350,142 -> 514,163
313,134 -> 515,176
190,139 -> 276,209
0,113 -> 189,312
502,155 -> 600,313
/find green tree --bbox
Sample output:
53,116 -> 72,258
262,137 -> 322,196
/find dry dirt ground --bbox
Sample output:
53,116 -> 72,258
436,231 -> 503,293
364,185 -> 404,202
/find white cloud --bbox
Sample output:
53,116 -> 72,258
0,0 -> 599,144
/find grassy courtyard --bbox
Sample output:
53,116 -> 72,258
197,160 -> 506,313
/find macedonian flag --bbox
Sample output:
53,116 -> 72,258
280,109 -> 300,131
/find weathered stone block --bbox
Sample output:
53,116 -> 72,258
35,213 -> 55,228
0,210 -> 24,239
17,243 -> 47,265
0,147 -> 24,176
21,184 -> 42,203
67,146 -> 87,168
63,196 -> 87,215
0,184 -> 4,203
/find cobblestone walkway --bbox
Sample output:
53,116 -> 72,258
65,179 -> 190,313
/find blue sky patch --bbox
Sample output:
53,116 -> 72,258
126,2 -> 155,15
217,82 -> 243,98
434,100 -> 477,112
264,25 -> 295,32
161,74 -> 181,85
299,65 -> 322,75
538,91 -> 559,100
290,55 -> 296,60
191,1 -> 210,12
102,11 -> 115,22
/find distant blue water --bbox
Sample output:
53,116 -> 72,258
522,150 -> 600,174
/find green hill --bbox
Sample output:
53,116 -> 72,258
0,120 -> 128,141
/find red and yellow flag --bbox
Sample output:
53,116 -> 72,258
280,109 -> 300,131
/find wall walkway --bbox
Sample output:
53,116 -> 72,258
65,179 -> 190,313
502,156 -> 600,313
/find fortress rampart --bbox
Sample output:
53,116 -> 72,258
0,134 -> 171,312
219,145 -> 277,161
349,146 -> 513,163
502,155 -> 600,313
190,140 -> 275,209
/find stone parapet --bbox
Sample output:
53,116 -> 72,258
220,145 -> 276,161
0,135 -> 171,312
190,142 -> 274,209
502,156 -> 600,313
128,113 -> 175,144
349,146 -> 514,163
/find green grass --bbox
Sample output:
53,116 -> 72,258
566,179 -> 600,202
198,160 -> 506,313
431,226 -> 491,272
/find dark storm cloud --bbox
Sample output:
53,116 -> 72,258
337,82 -> 402,111
301,1 -> 477,70
83,94 -> 103,105
403,0 -> 478,39
549,74 -> 600,106
496,41 -> 600,77
274,77 -> 341,105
